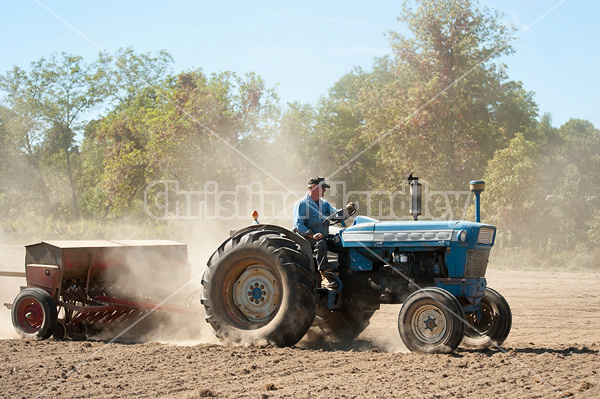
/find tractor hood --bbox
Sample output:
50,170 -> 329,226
340,216 -> 495,248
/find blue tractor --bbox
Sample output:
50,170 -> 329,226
201,179 -> 511,353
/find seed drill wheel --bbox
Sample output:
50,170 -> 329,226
53,320 -> 69,340
68,324 -> 88,341
462,287 -> 512,349
11,288 -> 58,340
202,228 -> 317,346
398,287 -> 465,354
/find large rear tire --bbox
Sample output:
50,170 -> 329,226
398,288 -> 464,354
11,288 -> 58,340
462,287 -> 512,349
311,273 -> 379,342
314,308 -> 376,342
202,228 -> 317,346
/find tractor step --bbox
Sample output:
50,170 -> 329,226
317,272 -> 344,309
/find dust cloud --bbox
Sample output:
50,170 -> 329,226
356,304 -> 409,353
0,137 -> 331,345
87,220 -> 235,345
0,279 -> 20,339
0,230 -> 23,339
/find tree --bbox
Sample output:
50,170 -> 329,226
78,48 -> 176,218
0,53 -> 105,218
481,117 -> 600,251
550,119 -> 600,246
94,47 -> 174,108
90,68 -> 280,218
354,0 -> 537,197
481,133 -> 542,246
276,68 -> 376,192
0,73 -> 53,215
0,108 -> 13,217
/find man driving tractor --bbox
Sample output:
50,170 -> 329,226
293,176 -> 356,289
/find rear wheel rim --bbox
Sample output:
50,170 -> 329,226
17,298 -> 44,333
233,264 -> 280,322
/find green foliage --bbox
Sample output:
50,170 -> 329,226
546,119 -> 600,247
86,68 -> 280,218
0,52 -> 106,219
482,118 -> 600,252
357,0 -> 537,195
94,47 -> 174,108
275,68 -> 377,197
481,133 -> 542,246
587,210 -> 600,243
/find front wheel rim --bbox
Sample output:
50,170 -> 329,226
233,264 -> 281,322
411,304 -> 447,343
466,301 -> 495,337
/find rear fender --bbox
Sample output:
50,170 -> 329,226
211,224 -> 315,271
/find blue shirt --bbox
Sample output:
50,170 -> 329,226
293,193 -> 339,237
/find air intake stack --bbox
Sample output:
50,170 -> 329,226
470,180 -> 485,223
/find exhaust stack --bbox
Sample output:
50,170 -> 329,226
470,180 -> 485,223
409,175 -> 422,221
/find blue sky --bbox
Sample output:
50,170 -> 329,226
1,0 -> 598,128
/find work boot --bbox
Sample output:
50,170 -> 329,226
320,270 -> 339,290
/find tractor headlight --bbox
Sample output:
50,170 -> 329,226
458,230 -> 467,242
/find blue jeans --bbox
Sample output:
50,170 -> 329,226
308,237 -> 344,271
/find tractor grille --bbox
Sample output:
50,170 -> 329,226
465,249 -> 490,278
477,227 -> 495,245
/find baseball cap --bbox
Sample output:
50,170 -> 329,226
308,176 -> 330,188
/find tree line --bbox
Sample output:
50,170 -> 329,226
1,0 -> 598,254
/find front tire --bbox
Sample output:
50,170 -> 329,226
398,288 -> 464,354
462,287 -> 512,349
11,288 -> 58,340
202,228 -> 317,346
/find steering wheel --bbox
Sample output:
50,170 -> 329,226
322,206 -> 357,226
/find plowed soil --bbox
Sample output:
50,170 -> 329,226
1,244 -> 598,398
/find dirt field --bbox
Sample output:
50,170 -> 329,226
1,243 -> 599,398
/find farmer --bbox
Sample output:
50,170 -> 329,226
293,176 -> 355,289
